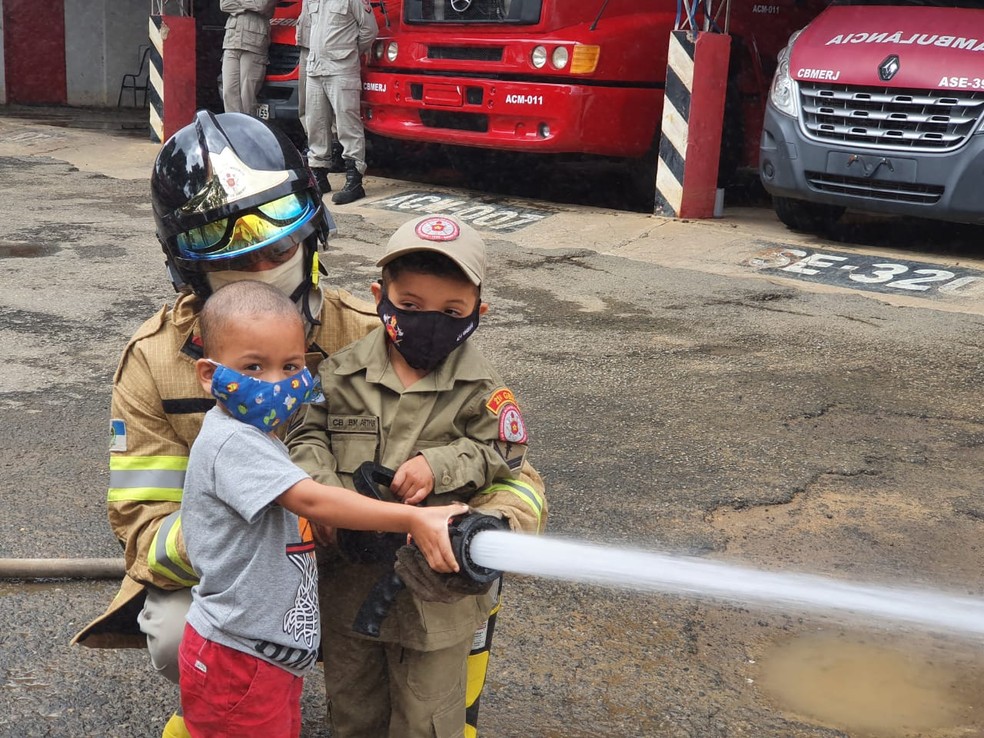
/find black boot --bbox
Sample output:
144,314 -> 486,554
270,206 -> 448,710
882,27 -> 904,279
311,167 -> 331,194
331,160 -> 365,205
327,140 -> 346,173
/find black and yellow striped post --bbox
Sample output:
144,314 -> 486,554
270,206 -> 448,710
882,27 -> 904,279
148,14 -> 197,144
655,30 -> 731,219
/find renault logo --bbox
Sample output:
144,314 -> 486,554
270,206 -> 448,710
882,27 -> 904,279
879,55 -> 900,82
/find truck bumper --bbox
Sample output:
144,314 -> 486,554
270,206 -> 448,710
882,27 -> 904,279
759,104 -> 984,225
360,70 -> 660,158
257,80 -> 299,121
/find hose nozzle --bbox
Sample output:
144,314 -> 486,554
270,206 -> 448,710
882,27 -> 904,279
449,511 -> 510,584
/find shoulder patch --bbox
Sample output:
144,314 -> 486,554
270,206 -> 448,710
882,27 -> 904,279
498,403 -> 528,444
493,437 -> 527,471
362,0 -> 372,11
110,419 -> 127,452
486,387 -> 517,416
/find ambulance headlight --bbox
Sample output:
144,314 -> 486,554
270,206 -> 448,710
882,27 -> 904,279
770,57 -> 798,117
769,30 -> 803,118
531,46 -> 547,69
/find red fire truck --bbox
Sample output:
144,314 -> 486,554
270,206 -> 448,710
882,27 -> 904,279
257,1 -> 826,203
359,0 -> 827,196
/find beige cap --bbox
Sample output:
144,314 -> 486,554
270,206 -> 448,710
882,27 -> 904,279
377,214 -> 485,286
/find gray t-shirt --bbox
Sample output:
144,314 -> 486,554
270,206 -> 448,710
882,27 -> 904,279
183,407 -> 319,676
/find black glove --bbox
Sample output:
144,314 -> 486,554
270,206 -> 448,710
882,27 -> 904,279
394,545 -> 494,604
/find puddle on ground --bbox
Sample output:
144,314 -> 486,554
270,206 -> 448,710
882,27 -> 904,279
0,242 -> 60,258
758,631 -> 984,737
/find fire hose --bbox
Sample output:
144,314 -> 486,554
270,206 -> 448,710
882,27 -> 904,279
0,463 -> 504,591
0,558 -> 124,580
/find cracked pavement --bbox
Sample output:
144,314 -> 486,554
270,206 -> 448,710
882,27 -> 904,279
3,108 -> 984,737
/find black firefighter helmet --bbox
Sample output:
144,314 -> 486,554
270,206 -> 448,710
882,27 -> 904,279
150,110 -> 334,312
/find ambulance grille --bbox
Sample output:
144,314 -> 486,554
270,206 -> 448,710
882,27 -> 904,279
798,82 -> 984,152
804,172 -> 944,204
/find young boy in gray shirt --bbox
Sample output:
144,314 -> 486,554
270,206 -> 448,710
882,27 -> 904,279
179,279 -> 464,738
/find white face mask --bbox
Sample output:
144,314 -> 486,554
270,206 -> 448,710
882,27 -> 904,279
207,246 -> 305,296
205,247 -> 324,333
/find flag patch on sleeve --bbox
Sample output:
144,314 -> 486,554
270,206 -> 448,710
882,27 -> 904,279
110,419 -> 127,452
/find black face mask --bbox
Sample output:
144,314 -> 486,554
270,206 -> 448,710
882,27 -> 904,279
377,293 -> 480,371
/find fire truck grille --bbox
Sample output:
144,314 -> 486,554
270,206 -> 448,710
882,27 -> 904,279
268,44 -> 300,76
805,171 -> 944,204
799,82 -> 984,152
427,46 -> 504,61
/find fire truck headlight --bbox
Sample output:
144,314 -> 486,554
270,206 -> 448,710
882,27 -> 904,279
570,45 -> 600,74
531,46 -> 547,69
373,42 -> 384,61
551,47 -> 569,70
386,41 -> 399,62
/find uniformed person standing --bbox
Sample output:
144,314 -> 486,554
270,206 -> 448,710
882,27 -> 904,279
297,0 -> 312,135
220,0 -> 277,116
306,0 -> 378,204
298,0 -> 346,171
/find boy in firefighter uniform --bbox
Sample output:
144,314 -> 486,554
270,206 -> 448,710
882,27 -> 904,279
288,213 -> 547,738
70,111 -> 545,738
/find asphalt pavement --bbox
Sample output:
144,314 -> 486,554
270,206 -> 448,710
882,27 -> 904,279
4,106 -> 984,738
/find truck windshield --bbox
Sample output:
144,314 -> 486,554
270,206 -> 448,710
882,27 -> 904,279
403,0 -> 543,23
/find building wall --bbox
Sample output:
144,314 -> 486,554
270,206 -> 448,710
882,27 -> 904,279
0,0 -> 6,104
64,0 -> 148,106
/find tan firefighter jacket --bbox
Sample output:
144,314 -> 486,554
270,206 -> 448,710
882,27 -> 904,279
287,327 -> 547,651
72,287 -> 378,648
221,0 -> 277,55
306,0 -> 378,78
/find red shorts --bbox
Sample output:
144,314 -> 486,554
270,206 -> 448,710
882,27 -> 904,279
179,623 -> 303,738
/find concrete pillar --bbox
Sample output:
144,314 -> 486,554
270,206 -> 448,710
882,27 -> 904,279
149,14 -> 197,143
654,31 -> 732,219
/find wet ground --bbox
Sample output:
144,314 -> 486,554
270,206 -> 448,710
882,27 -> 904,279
3,106 -> 984,737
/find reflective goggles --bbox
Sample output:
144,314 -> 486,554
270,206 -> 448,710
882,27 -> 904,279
173,191 -> 317,263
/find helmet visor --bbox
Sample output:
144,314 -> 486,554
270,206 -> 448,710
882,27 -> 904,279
174,191 -> 316,263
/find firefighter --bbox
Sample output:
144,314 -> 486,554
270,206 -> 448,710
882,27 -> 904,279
305,0 -> 378,204
71,110 -> 380,738
220,0 -> 277,116
72,110 -> 545,738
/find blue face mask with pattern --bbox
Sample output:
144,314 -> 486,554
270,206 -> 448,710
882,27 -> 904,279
207,360 -> 315,432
